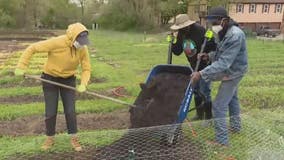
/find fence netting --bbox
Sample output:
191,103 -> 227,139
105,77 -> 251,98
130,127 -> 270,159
3,115 -> 284,160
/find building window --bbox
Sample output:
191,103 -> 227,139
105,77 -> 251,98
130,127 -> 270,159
194,5 -> 200,14
275,4 -> 283,13
236,3 -> 244,13
262,4 -> 270,13
249,4 -> 256,13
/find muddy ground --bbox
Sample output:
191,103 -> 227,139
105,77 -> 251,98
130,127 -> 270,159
0,31 -> 55,53
0,41 -> 27,53
0,109 -> 130,136
0,30 -> 56,66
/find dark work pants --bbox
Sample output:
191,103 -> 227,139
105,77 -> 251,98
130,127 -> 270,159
41,73 -> 77,136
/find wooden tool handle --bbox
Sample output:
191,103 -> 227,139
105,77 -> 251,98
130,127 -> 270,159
25,74 -> 136,108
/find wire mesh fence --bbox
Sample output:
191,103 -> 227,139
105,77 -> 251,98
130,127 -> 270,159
2,114 -> 284,160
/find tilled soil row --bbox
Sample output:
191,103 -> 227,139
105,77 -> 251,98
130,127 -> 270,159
0,76 -> 108,89
0,109 -> 130,136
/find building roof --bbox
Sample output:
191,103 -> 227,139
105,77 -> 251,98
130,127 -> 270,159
230,0 -> 284,3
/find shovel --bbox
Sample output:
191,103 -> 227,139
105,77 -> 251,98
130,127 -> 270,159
165,33 -> 211,145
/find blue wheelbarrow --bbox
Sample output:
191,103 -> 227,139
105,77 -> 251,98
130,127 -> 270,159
142,36 -> 208,144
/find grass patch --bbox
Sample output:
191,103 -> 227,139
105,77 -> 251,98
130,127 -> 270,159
0,99 -> 129,121
0,130 -> 124,159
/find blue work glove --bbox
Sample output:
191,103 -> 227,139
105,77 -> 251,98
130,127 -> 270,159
77,84 -> 86,93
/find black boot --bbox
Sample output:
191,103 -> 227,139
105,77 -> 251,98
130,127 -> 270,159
204,101 -> 212,120
191,96 -> 204,121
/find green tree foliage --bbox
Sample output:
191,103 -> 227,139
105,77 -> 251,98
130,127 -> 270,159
97,0 -> 188,31
41,0 -> 80,28
97,0 -> 138,30
0,0 -> 231,30
208,0 -> 230,8
160,0 -> 188,24
0,0 -> 19,28
0,0 -> 83,29
0,9 -> 16,28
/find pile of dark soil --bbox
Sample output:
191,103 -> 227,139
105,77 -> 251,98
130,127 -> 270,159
130,73 -> 191,128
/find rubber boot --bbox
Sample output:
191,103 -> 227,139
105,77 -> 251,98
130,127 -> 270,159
202,101 -> 213,127
191,96 -> 204,121
204,101 -> 212,120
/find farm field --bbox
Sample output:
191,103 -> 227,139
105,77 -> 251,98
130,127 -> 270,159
0,30 -> 283,159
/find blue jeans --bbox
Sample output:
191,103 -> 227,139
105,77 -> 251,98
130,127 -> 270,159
213,76 -> 243,145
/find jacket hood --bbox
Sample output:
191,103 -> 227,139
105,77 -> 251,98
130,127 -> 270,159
219,19 -> 239,41
228,19 -> 239,28
66,23 -> 88,46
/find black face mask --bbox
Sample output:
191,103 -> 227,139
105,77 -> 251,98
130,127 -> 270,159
179,26 -> 190,34
179,26 -> 191,38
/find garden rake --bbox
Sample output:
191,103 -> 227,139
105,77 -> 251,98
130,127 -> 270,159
24,74 -> 136,108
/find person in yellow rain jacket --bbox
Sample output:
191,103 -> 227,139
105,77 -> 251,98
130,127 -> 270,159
14,23 -> 91,152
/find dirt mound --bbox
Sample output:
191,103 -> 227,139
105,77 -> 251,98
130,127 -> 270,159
0,110 -> 129,136
130,73 -> 190,128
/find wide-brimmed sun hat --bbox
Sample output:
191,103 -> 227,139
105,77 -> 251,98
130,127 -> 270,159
170,14 -> 195,31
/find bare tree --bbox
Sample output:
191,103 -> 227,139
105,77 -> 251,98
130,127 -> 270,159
78,0 -> 86,18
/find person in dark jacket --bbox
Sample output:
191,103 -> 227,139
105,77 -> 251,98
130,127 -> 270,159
170,14 -> 216,122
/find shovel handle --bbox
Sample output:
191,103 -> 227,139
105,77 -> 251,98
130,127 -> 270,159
167,33 -> 174,64
194,37 -> 208,72
24,74 -> 136,108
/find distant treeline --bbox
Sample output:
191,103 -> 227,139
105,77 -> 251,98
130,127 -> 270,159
0,0 -> 99,29
0,0 -> 228,31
